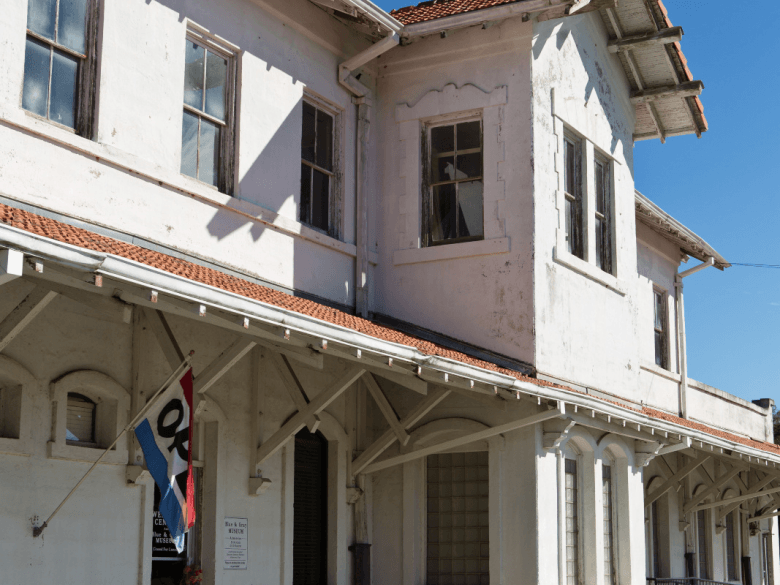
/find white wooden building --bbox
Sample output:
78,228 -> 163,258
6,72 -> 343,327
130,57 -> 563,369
0,0 -> 777,584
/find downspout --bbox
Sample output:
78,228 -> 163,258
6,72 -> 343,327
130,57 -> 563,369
339,33 -> 400,318
675,256 -> 715,419
338,32 -> 399,585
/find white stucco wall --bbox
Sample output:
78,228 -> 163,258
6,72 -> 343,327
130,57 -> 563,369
531,12 -> 640,398
0,0 -> 373,307
373,18 -> 535,364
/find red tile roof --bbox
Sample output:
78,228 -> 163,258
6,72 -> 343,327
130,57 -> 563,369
390,0 -> 517,25
0,202 -> 776,457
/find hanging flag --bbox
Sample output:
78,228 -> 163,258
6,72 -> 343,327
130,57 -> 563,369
134,368 -> 196,552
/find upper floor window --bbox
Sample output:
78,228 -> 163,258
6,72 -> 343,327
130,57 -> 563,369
181,29 -> 236,194
653,288 -> 669,370
22,0 -> 98,136
66,392 -> 96,447
424,119 -> 484,246
426,452 -> 489,585
563,133 -> 583,259
300,101 -> 334,234
594,153 -> 612,273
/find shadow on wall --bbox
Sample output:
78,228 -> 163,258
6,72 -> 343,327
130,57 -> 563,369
532,17 -> 635,180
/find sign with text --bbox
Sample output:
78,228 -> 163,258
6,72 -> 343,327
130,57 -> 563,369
152,484 -> 187,560
223,517 -> 248,570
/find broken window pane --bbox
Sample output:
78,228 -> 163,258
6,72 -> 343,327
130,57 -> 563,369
50,49 -> 78,128
205,50 -> 227,121
316,109 -> 333,171
27,0 -> 57,40
199,118 -> 220,187
58,0 -> 88,54
434,155 -> 455,183
456,152 -> 481,180
595,218 -> 604,270
457,121 -> 480,150
180,110 -> 199,179
183,41 -> 205,110
431,125 -> 454,156
22,37 -> 50,118
459,181 -> 483,238
301,101 -> 316,164
431,184 -> 456,242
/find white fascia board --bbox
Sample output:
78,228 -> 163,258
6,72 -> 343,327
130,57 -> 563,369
341,0 -> 404,33
2,223 -> 777,464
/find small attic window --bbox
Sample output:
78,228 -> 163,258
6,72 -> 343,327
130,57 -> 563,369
66,392 -> 97,446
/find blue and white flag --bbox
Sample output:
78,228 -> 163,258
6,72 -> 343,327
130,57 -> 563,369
134,369 -> 195,552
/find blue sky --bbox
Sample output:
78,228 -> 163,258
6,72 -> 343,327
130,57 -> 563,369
372,0 -> 780,404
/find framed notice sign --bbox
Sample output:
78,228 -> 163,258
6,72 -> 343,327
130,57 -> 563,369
152,484 -> 186,561
223,517 -> 248,570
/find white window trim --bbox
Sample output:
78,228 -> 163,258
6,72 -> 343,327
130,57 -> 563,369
300,88 -> 345,240
0,355 -> 35,456
181,20 -> 240,195
48,369 -> 130,464
395,83 -> 508,259
553,118 -> 625,295
652,285 -> 671,371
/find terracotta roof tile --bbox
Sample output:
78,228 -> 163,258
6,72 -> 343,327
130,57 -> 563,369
390,0 -> 518,25
0,202 -> 775,457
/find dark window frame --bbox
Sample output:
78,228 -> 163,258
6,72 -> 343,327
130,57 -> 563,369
21,0 -> 100,138
422,116 -> 484,247
65,391 -> 97,447
696,509 -> 710,580
563,132 -> 584,260
594,151 -> 613,274
180,28 -> 238,195
565,457 -> 581,585
653,287 -> 670,370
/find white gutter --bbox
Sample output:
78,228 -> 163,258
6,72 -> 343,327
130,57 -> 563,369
339,0 -> 404,34
675,256 -> 715,419
338,33 -> 400,317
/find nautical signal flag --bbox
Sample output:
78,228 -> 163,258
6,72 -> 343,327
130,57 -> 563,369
134,368 -> 196,552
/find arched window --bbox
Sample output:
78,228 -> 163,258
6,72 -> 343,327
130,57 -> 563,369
66,392 -> 96,446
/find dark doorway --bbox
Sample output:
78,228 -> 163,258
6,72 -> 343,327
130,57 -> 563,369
293,428 -> 328,585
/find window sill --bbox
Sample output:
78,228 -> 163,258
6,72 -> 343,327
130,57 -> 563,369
640,361 -> 681,383
0,437 -> 32,457
1,107 -> 378,265
48,441 -> 128,465
552,247 -> 626,296
393,237 -> 510,266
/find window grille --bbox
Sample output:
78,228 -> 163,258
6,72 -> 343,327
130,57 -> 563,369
565,458 -> 579,585
293,429 -> 328,585
696,510 -> 710,579
425,120 -> 484,246
563,134 -> 583,259
66,392 -> 96,446
725,511 -> 738,581
300,101 -> 334,234
603,465 -> 615,585
651,500 -> 661,578
22,0 -> 98,136
426,452 -> 489,585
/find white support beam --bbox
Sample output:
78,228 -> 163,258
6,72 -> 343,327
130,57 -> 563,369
371,367 -> 428,396
352,387 -> 451,476
607,26 -> 683,53
645,455 -> 711,508
268,352 -> 320,433
658,436 -> 692,456
143,308 -> 185,370
256,367 -> 365,465
194,338 -> 256,394
362,373 -> 409,446
749,507 -> 780,523
361,402 -> 566,474
718,474 -> 777,522
0,286 -> 58,352
693,485 -> 780,513
0,249 -> 24,286
630,81 -> 704,105
683,462 -> 745,515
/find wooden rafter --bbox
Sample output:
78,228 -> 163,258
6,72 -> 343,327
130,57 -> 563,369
718,473 -> 775,522
144,308 -> 185,370
352,387 -> 451,475
269,352 -> 321,432
361,402 -> 566,475
607,26 -> 683,53
0,286 -> 58,353
0,248 -> 24,286
362,373 -> 410,446
630,81 -> 704,105
194,338 -> 256,394
256,367 -> 365,465
645,455 -> 711,508
693,485 -> 780,514
683,462 -> 745,515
